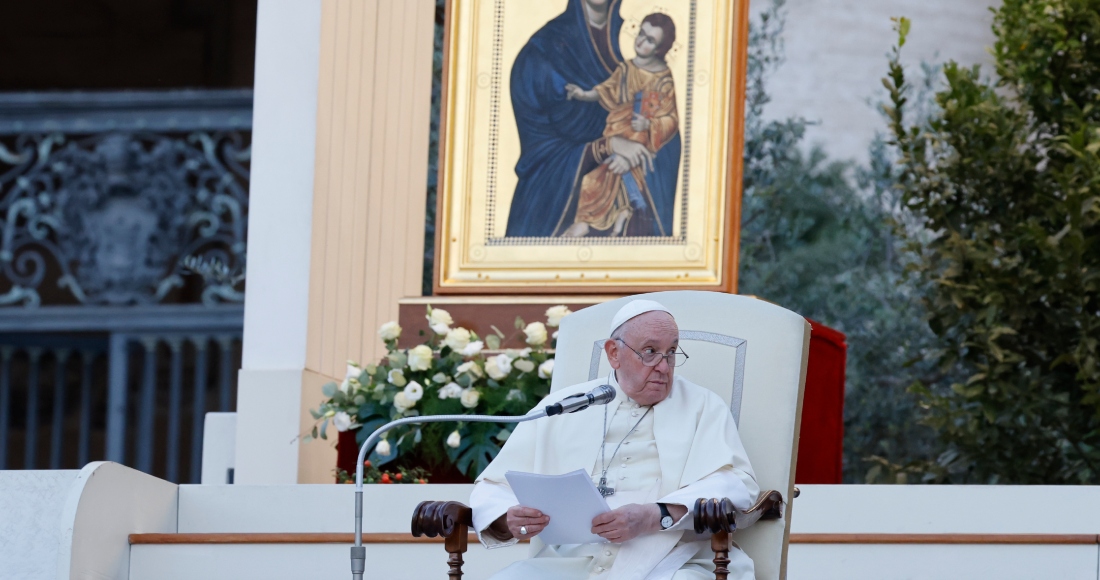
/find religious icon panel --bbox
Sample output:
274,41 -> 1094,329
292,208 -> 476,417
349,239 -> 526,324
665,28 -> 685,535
435,0 -> 748,293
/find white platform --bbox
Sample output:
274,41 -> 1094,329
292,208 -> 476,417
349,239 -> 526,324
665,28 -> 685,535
7,462 -> 1100,579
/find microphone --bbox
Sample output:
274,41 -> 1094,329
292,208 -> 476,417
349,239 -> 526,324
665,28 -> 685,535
350,383 -> 614,578
545,384 -> 616,416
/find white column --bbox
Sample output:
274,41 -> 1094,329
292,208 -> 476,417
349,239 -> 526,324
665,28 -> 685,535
236,0 -> 323,484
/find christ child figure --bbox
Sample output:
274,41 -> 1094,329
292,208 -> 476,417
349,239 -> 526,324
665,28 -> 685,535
562,12 -> 678,238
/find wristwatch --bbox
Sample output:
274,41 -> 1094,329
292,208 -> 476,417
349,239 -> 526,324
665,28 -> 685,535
657,503 -> 674,530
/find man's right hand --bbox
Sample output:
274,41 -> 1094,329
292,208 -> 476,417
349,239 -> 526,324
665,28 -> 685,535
495,505 -> 550,540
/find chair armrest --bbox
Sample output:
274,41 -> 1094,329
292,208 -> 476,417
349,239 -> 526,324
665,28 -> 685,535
693,489 -> 786,534
411,500 -> 473,538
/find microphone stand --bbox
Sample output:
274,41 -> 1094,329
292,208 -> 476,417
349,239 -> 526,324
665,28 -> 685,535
349,409 -> 547,580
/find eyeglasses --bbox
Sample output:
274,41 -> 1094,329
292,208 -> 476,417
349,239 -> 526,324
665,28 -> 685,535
615,338 -> 689,367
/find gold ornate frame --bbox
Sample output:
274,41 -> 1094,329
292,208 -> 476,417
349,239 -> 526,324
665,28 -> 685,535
434,0 -> 749,294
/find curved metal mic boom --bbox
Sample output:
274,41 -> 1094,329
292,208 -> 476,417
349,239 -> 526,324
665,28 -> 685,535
545,384 -> 615,415
349,384 -> 616,579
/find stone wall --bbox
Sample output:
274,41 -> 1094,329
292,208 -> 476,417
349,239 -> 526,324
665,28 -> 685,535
754,0 -> 999,163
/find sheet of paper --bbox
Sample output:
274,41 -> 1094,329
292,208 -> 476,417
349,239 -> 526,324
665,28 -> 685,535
505,469 -> 611,545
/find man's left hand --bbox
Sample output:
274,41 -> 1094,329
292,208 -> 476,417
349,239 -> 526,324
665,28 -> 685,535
590,503 -> 660,543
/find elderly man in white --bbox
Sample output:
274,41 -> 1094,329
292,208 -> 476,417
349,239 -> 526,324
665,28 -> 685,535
471,300 -> 758,580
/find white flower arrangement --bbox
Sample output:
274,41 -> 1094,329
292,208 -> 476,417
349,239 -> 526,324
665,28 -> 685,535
545,305 -> 572,327
378,321 -> 402,341
459,388 -> 481,408
523,321 -> 548,346
443,327 -> 471,351
437,382 -> 464,399
408,345 -> 434,371
427,307 -> 453,335
307,304 -> 571,480
538,359 -> 555,379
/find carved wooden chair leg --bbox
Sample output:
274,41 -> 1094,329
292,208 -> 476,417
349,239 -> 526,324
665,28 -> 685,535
412,500 -> 473,580
694,497 -> 737,580
444,521 -> 469,580
711,530 -> 730,580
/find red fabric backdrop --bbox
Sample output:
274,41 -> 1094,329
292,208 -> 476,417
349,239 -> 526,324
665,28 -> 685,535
795,319 -> 847,483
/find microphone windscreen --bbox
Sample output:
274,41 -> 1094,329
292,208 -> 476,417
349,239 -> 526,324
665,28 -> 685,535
592,384 -> 616,405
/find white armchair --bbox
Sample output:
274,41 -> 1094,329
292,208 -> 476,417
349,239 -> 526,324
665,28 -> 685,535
551,291 -> 810,579
413,291 -> 810,580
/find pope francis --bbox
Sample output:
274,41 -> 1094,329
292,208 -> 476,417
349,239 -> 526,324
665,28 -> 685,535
471,300 -> 759,580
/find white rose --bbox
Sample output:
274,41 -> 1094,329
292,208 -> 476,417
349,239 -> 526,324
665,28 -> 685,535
460,388 -> 481,409
505,388 -> 525,402
403,380 -> 424,402
545,305 -> 572,327
408,345 -> 433,371
438,382 -> 464,399
339,362 -> 361,394
486,354 -> 513,380
446,430 -> 462,449
457,360 -> 484,378
513,359 -> 535,373
459,340 -> 484,357
427,308 -> 454,335
378,321 -> 402,341
443,327 -> 471,351
523,322 -> 548,346
538,359 -> 555,379
387,368 -> 407,387
393,391 -> 414,411
333,411 -> 353,432
375,439 -> 392,456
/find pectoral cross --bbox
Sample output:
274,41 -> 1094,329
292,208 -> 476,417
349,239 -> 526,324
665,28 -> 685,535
597,476 -> 616,497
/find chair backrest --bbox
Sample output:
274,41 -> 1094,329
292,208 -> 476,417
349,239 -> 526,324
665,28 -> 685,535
552,291 -> 810,580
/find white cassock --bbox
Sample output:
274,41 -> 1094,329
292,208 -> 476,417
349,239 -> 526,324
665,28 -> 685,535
471,373 -> 759,580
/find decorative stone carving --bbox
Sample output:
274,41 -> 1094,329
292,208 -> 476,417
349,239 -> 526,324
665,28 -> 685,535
0,125 -> 249,307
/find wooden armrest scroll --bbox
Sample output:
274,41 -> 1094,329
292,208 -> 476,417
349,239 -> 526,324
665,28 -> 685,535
693,491 -> 785,580
412,500 -> 473,538
412,501 -> 472,580
693,490 -> 785,534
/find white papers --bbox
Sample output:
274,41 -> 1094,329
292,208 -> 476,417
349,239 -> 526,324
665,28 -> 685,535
505,469 -> 611,545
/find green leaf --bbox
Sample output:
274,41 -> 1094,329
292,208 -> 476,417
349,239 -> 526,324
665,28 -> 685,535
322,382 -> 337,398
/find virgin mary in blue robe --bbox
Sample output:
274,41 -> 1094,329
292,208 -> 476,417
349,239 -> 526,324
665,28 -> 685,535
504,0 -> 681,238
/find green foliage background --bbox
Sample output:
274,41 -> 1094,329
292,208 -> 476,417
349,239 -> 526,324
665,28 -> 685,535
736,1 -> 944,483
885,0 -> 1100,484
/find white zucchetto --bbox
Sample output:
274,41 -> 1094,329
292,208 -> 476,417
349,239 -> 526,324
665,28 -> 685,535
609,299 -> 673,335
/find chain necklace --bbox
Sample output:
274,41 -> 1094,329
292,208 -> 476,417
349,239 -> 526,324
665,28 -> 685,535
596,401 -> 651,497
